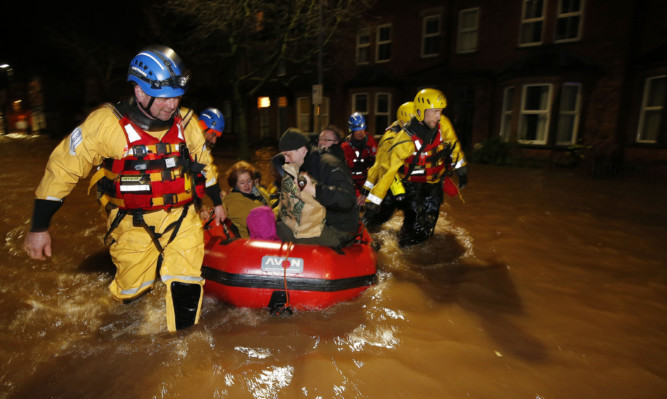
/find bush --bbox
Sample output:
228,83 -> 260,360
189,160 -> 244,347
470,136 -> 513,165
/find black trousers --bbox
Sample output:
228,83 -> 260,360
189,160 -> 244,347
399,181 -> 443,247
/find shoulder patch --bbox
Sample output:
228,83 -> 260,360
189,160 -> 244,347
69,127 -> 83,155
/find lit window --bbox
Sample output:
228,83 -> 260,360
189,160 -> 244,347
519,0 -> 545,46
555,83 -> 581,145
457,8 -> 479,54
555,0 -> 584,42
500,86 -> 515,140
376,24 -> 392,63
422,15 -> 441,57
257,97 -> 271,108
356,29 -> 371,65
637,75 -> 666,143
518,84 -> 552,144
375,93 -> 391,136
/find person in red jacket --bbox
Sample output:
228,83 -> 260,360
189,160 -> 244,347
340,112 -> 377,197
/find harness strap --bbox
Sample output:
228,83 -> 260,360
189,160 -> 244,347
104,203 -> 192,253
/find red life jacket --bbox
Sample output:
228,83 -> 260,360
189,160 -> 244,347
96,113 -> 206,211
399,127 -> 450,184
341,135 -> 377,191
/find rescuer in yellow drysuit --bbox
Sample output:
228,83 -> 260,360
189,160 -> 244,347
357,101 -> 415,226
23,45 -> 226,332
363,88 -> 467,247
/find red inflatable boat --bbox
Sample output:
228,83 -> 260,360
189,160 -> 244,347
201,221 -> 378,313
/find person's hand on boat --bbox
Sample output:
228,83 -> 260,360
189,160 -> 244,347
212,205 -> 226,226
24,231 -> 52,260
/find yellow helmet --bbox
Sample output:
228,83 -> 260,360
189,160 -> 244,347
413,88 -> 447,121
397,102 -> 415,125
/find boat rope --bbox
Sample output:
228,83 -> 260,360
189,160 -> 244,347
276,241 -> 295,315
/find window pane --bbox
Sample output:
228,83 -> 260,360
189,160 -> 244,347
425,18 -> 439,34
524,0 -> 544,19
561,0 -> 581,14
521,21 -> 543,43
503,87 -> 514,112
647,76 -> 666,107
520,114 -> 547,141
524,86 -> 548,111
378,44 -> 391,61
561,85 -> 579,112
377,95 -> 389,112
424,36 -> 439,55
460,32 -> 478,52
354,94 -> 368,113
639,111 -> 661,142
556,115 -> 575,143
378,26 -> 391,41
461,11 -> 477,28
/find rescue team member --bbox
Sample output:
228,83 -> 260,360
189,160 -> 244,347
197,107 -> 224,220
23,45 -> 226,332
358,102 -> 415,226
198,107 -> 224,148
275,128 -> 359,248
341,112 -> 378,197
363,88 -> 468,247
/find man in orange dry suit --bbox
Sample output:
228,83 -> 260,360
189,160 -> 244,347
23,45 -> 226,332
363,88 -> 467,247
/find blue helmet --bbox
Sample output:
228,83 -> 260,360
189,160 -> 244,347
348,112 -> 366,132
127,45 -> 189,97
198,108 -> 225,137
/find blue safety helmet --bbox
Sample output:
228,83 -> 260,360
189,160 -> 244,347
198,108 -> 225,137
348,112 -> 366,132
127,45 -> 189,97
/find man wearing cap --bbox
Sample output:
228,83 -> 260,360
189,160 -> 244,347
275,128 -> 358,248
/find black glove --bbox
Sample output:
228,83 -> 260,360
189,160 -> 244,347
362,202 -> 379,226
455,166 -> 468,189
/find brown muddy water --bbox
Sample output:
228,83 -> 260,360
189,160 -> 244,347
1,133 -> 666,398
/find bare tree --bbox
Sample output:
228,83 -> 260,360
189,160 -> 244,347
164,0 -> 375,159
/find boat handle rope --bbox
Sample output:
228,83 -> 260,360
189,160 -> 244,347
274,241 -> 295,316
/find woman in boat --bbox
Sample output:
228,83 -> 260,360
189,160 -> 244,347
222,161 -> 274,238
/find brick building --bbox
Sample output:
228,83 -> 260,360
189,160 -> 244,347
249,0 -> 667,173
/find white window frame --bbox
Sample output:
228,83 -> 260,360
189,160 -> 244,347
637,75 -> 666,143
519,0 -> 546,47
518,83 -> 553,145
356,29 -> 371,65
376,24 -> 392,63
422,14 -> 441,58
555,83 -> 582,145
457,8 -> 480,54
555,0 -> 585,43
500,86 -> 515,140
375,92 -> 392,136
296,96 -> 311,132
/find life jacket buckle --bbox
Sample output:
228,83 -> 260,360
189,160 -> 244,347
132,145 -> 148,158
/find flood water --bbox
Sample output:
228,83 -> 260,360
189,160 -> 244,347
1,133 -> 666,398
